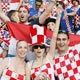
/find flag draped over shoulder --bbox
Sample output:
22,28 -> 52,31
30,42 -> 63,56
6,21 -> 80,46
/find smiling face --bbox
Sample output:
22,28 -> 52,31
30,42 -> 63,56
56,33 -> 69,54
33,45 -> 46,58
16,40 -> 28,58
18,7 -> 29,23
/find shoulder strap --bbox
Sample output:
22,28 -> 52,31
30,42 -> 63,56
31,60 -> 34,69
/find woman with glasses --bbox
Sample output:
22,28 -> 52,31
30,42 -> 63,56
28,8 -> 61,80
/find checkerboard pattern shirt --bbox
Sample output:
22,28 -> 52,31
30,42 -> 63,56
54,44 -> 80,80
31,62 -> 55,80
1,68 -> 25,80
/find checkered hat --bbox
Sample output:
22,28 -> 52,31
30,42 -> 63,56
30,25 -> 46,46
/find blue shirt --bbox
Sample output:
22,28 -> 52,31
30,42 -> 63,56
29,8 -> 39,18
60,8 -> 75,33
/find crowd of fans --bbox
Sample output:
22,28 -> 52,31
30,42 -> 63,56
0,0 -> 80,80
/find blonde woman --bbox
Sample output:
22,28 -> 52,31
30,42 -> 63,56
0,40 -> 30,80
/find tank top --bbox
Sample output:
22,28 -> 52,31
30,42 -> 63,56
0,58 -> 26,80
31,58 -> 55,80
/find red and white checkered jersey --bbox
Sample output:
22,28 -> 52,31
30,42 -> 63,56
54,44 -> 80,80
31,62 -> 55,80
1,68 -> 26,80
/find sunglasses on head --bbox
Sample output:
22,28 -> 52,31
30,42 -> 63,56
58,30 -> 69,39
58,30 -> 68,34
33,44 -> 45,49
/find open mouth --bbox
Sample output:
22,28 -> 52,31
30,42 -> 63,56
20,15 -> 24,20
37,51 -> 41,53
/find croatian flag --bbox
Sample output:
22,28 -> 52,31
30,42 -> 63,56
1,0 -> 20,13
0,28 -> 11,45
6,21 -> 80,46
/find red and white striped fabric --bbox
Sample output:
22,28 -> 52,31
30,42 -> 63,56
65,16 -> 72,33
1,68 -> 25,80
30,25 -> 46,45
31,63 -> 55,80
64,10 -> 72,33
54,44 -> 80,80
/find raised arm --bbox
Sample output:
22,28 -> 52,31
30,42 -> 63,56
16,0 -> 23,10
0,0 -> 10,22
47,8 -> 62,61
64,6 -> 80,19
39,0 -> 56,24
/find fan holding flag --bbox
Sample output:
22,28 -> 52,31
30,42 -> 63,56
28,7 -> 61,80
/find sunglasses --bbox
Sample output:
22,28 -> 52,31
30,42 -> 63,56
36,4 -> 41,7
33,44 -> 45,49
